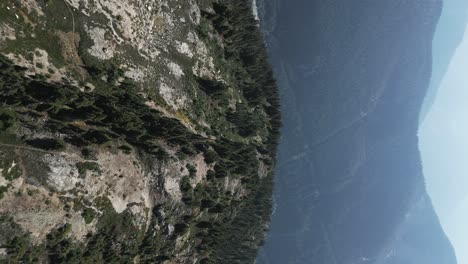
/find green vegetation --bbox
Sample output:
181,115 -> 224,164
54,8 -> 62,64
117,144 -> 133,154
25,138 -> 65,151
81,208 -> 96,224
0,54 -> 195,158
0,110 -> 15,132
0,157 -> 22,181
76,162 -> 101,178
0,185 -> 9,200
176,1 -> 281,261
2,198 -> 149,263
0,0 -> 280,262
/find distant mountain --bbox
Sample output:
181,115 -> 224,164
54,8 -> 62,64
376,192 -> 456,264
257,0 -> 457,263
419,0 -> 468,124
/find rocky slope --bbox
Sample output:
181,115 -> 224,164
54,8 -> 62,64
257,0 -> 457,263
0,0 -> 280,263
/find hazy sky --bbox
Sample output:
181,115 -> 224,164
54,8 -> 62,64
419,22 -> 468,264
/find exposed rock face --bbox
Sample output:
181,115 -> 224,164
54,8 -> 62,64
0,0 -> 280,262
257,0 -> 457,263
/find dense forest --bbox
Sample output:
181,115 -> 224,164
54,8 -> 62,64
0,0 -> 280,263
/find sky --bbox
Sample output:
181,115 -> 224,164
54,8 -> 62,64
419,21 -> 468,264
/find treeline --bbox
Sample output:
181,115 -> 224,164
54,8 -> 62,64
202,0 -> 281,154
0,55 -> 202,160
196,0 -> 281,262
0,0 -> 281,261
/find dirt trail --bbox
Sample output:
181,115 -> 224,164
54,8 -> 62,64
0,143 -> 92,162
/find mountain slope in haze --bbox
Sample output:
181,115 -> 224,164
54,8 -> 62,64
377,192 -> 455,264
257,0 -> 457,263
419,0 -> 468,124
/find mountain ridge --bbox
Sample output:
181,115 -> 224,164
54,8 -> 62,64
419,0 -> 468,124
257,0 -> 456,263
